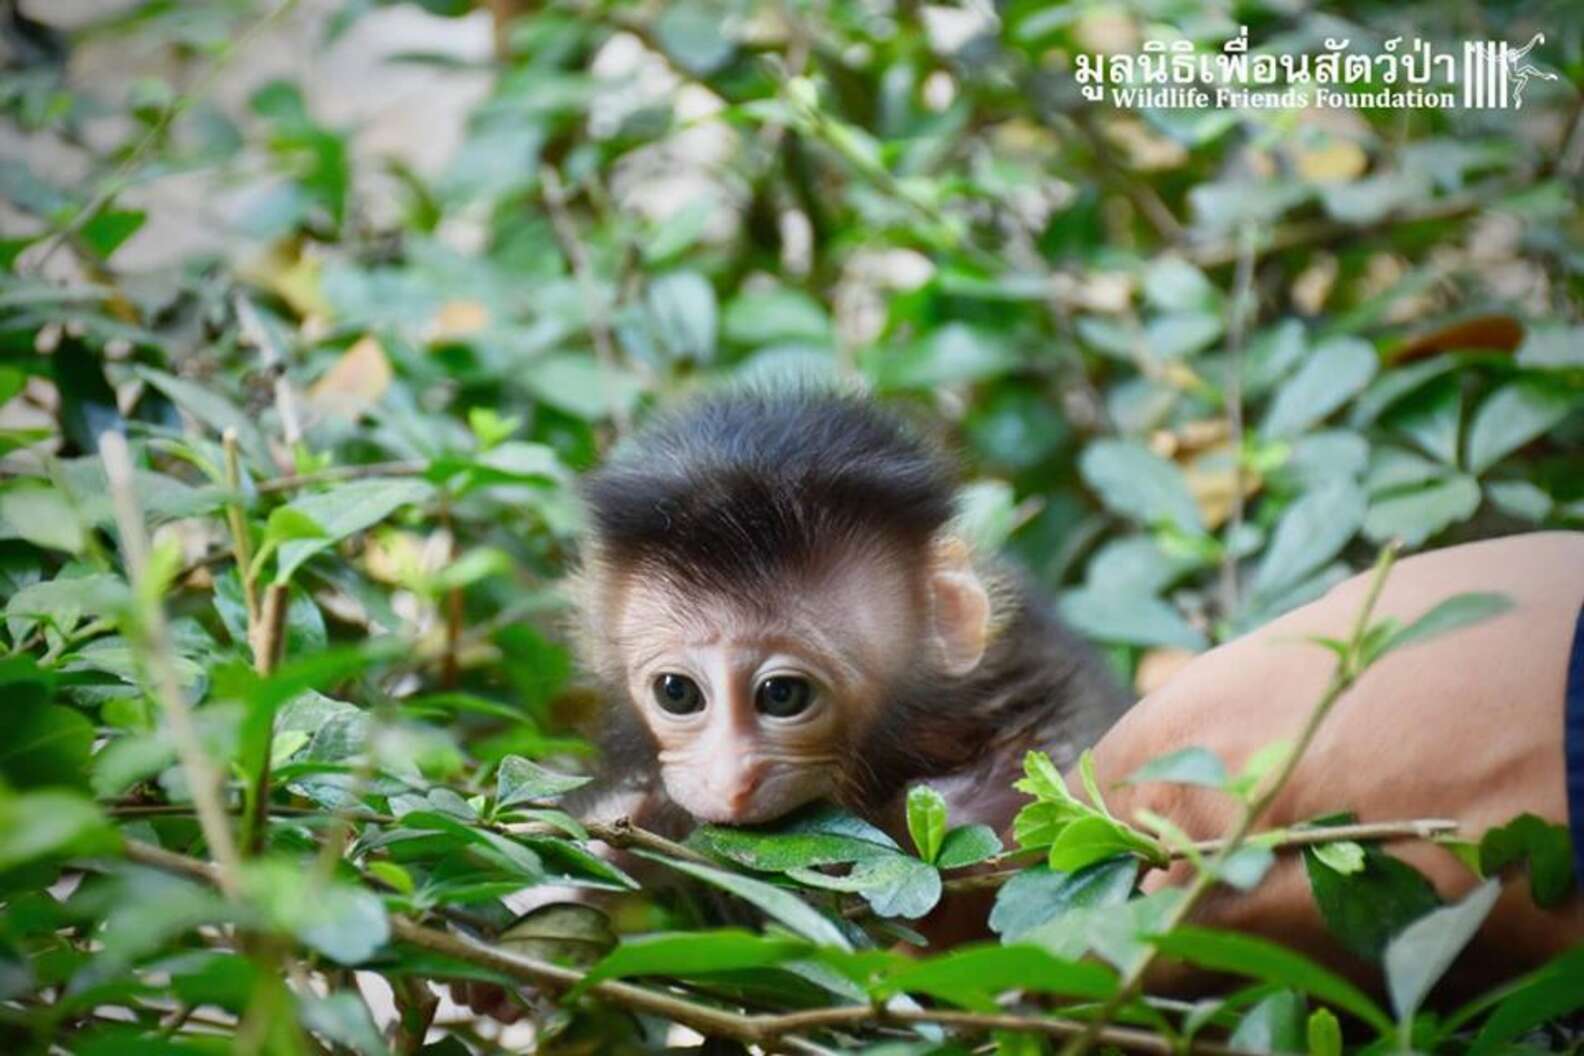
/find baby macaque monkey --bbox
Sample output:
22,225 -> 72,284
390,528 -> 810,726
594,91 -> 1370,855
573,389 -> 1130,841
455,390 -> 1130,1019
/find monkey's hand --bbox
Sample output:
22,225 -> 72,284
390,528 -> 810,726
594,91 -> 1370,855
1080,532 -> 1584,996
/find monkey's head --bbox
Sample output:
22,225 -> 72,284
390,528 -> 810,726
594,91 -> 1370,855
573,390 -> 997,826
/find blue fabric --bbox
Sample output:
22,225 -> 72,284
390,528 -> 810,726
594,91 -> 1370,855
1567,599 -> 1584,885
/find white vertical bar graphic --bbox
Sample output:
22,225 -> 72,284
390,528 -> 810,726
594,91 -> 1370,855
1496,42 -> 1508,108
1463,43 -> 1478,108
1469,41 -> 1482,108
1479,42 -> 1490,108
1476,42 -> 1488,108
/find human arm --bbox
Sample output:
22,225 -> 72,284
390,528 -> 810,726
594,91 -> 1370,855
1082,532 -> 1584,991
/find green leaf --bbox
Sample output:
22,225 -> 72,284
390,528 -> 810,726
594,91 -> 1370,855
1321,171 -> 1430,224
1465,378 -> 1579,474
79,209 -> 146,259
1142,256 -> 1219,312
495,755 -> 591,808
519,354 -> 646,423
722,287 -> 831,346
634,851 -> 852,950
1374,592 -> 1513,658
1515,323 -> 1584,369
1,702 -> 95,790
1362,474 -> 1481,547
569,930 -> 807,1001
1349,355 -> 1462,429
1478,813 -> 1575,908
1277,430 -> 1370,490
642,197 -> 712,264
936,825 -> 1002,870
0,788 -> 118,870
1467,948 -> 1584,1056
1385,376 -> 1463,466
1153,927 -> 1392,1032
1229,990 -> 1305,1055
136,367 -> 273,471
1126,747 -> 1228,790
688,824 -> 896,873
1047,817 -> 1162,872
1014,750 -> 1077,805
499,902 -> 616,968
655,0 -> 735,74
1384,878 -> 1501,1025
906,785 -> 948,864
1486,480 -> 1553,522
400,811 -> 549,881
1076,887 -> 1183,972
365,861 -> 414,896
299,992 -> 390,1056
1251,481 -> 1365,600
1219,845 -> 1276,891
92,730 -> 177,798
1078,750 -> 1110,817
789,854 -> 943,919
1303,838 -> 1441,962
1079,439 -> 1203,535
646,270 -> 717,363
1307,1007 -> 1343,1056
965,388 -> 1070,469
264,505 -> 328,547
466,407 -> 520,450
518,835 -> 638,891
274,478 -> 434,583
1309,841 -> 1365,876
867,323 -> 1019,390
1059,586 -> 1207,650
0,483 -> 85,554
6,572 -> 128,633
989,858 -> 1139,941
875,944 -> 1116,1012
1261,337 -> 1378,440
1146,311 -> 1223,360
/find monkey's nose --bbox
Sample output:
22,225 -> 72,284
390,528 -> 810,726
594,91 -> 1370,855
720,767 -> 766,820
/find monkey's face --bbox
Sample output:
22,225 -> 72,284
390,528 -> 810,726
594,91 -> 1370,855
606,556 -> 921,825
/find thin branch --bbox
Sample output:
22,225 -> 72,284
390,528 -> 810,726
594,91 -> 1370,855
1057,542 -> 1403,1056
101,432 -> 244,899
118,839 -> 1261,1056
1186,185 -> 1498,269
572,816 -> 717,867
939,817 -> 1458,896
221,429 -> 260,628
243,581 -> 289,855
254,461 -> 426,494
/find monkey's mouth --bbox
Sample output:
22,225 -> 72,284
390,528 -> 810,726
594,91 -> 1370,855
666,766 -> 834,827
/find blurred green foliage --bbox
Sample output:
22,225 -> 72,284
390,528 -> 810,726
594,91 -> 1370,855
1,0 -> 1583,1051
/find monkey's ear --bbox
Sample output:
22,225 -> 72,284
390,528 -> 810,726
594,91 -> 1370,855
926,536 -> 991,677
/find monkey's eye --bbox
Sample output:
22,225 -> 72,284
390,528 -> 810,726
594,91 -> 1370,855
652,674 -> 704,716
755,676 -> 813,719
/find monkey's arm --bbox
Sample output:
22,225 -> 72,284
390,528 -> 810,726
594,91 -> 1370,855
1083,532 -> 1584,996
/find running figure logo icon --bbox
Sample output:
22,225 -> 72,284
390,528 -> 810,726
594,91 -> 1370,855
1464,32 -> 1557,110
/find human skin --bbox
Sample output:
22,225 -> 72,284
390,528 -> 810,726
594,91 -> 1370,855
1081,531 -> 1584,993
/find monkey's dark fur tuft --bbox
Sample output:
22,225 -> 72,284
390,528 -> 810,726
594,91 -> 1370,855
581,389 -> 955,601
578,387 -> 1131,830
